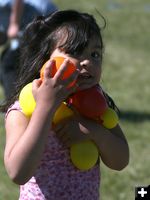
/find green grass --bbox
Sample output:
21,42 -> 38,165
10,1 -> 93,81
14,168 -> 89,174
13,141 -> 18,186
0,0 -> 150,199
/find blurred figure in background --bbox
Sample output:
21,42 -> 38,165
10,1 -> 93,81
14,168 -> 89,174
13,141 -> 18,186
7,0 -> 58,38
0,0 -> 57,99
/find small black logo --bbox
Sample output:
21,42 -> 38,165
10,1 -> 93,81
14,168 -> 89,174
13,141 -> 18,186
135,185 -> 150,199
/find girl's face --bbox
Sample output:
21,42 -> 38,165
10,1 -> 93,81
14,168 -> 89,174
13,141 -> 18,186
50,37 -> 102,90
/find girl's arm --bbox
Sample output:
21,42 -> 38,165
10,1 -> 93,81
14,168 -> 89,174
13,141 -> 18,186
4,59 -> 80,185
55,115 -> 129,171
90,123 -> 129,171
4,103 -> 55,185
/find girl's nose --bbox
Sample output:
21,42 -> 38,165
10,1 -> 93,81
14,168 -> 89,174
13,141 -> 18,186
80,59 -> 90,70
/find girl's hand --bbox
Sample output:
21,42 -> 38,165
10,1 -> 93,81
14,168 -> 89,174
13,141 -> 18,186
32,59 -> 80,112
53,113 -> 98,147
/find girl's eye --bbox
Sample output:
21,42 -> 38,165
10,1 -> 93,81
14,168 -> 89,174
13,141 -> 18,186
91,51 -> 100,59
66,51 -> 79,58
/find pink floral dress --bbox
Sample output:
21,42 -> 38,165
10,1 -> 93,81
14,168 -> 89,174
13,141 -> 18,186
6,101 -> 101,200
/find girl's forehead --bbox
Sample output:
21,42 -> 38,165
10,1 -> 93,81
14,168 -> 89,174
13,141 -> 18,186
52,26 -> 102,54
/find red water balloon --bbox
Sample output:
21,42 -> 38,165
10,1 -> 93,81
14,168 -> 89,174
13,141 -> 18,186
70,85 -> 108,119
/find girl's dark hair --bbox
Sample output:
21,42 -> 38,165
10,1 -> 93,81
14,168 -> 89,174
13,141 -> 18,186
0,9 -> 118,113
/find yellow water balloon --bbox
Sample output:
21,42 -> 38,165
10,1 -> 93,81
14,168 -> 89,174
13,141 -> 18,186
70,140 -> 99,170
19,82 -> 73,121
19,82 -> 36,117
101,107 -> 119,129
53,103 -> 99,171
53,102 -> 74,125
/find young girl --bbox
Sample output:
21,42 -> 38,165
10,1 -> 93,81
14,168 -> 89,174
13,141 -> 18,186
1,10 -> 129,200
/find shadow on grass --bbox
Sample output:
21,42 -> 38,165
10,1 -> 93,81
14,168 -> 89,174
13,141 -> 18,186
120,110 -> 150,122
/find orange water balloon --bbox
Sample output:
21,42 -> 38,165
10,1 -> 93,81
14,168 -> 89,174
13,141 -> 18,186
40,57 -> 77,87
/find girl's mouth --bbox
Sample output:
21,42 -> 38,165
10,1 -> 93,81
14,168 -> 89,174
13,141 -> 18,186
78,73 -> 92,79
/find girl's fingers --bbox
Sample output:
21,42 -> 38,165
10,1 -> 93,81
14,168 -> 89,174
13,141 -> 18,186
54,122 -> 64,132
43,59 -> 55,79
54,58 -> 70,80
62,69 -> 80,87
58,129 -> 70,146
43,58 -> 80,92
66,81 -> 80,95
54,59 -> 80,85
56,128 -> 70,145
57,129 -> 66,139
32,78 -> 42,90
32,79 -> 42,100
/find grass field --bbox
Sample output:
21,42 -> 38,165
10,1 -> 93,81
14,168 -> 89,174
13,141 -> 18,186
0,0 -> 150,199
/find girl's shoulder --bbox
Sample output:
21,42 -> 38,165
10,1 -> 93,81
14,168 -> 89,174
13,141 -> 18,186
5,100 -> 22,119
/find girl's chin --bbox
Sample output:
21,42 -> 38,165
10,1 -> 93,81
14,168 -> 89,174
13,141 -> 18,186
77,83 -> 96,91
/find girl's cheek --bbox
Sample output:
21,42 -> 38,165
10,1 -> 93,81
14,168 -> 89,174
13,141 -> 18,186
96,67 -> 102,80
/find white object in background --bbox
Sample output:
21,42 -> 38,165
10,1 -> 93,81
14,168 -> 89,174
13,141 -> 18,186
10,39 -> 19,50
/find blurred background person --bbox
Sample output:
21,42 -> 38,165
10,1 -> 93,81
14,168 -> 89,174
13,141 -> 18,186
0,0 -> 57,99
